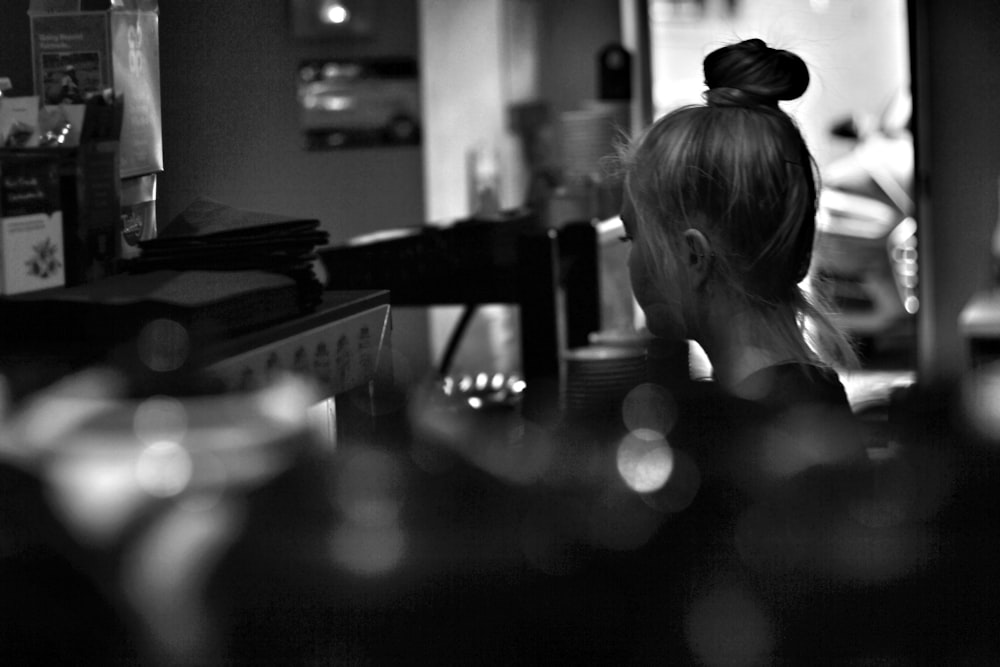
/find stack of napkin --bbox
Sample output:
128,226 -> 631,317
125,197 -> 329,312
0,268 -> 305,345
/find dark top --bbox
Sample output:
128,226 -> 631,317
735,360 -> 852,410
670,361 -> 861,488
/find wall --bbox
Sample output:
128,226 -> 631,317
538,0 -> 623,119
155,0 -> 431,377
420,0 -> 525,222
418,0 -> 541,377
0,0 -> 426,242
911,0 -> 1000,382
1,0 -> 432,375
0,3 -> 34,95
155,0 -> 424,244
418,0 -> 622,379
419,0 -> 622,223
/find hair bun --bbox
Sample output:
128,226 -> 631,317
703,38 -> 809,107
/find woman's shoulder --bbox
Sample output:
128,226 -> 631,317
671,361 -> 866,506
735,361 -> 851,412
669,361 -> 857,463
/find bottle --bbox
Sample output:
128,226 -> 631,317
467,145 -> 501,219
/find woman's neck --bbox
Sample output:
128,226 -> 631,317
696,308 -> 806,393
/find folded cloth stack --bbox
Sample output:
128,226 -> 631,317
0,269 -> 306,349
124,197 -> 329,313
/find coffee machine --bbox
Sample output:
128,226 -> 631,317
319,210 -> 602,421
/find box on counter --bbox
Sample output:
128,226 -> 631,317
0,96 -> 42,148
28,0 -> 162,179
1,151 -> 65,295
1,136 -> 121,288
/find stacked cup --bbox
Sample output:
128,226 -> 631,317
561,344 -> 648,428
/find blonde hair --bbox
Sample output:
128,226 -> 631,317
616,39 -> 857,369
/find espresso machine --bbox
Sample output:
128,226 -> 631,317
318,210 -> 602,422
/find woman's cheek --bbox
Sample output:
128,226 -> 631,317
629,257 -> 686,340
639,299 -> 687,341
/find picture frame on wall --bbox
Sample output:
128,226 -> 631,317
297,58 -> 420,150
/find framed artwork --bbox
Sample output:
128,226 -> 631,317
297,57 -> 420,150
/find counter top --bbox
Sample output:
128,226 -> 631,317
0,286 -> 391,403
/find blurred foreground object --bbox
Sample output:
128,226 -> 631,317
5,357 -> 1000,663
0,368 -> 324,665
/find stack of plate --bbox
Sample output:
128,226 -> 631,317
581,100 -> 630,134
588,329 -> 653,350
561,344 -> 648,424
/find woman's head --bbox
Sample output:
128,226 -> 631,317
619,38 -> 852,367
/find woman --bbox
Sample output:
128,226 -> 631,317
617,38 -> 857,409
608,41 -> 894,664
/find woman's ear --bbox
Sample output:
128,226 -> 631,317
682,228 -> 713,286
